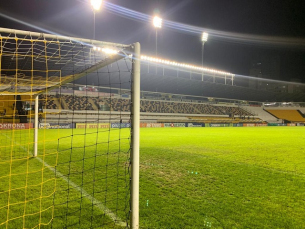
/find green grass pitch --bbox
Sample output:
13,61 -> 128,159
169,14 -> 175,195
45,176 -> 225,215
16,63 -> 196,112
1,127 -> 305,228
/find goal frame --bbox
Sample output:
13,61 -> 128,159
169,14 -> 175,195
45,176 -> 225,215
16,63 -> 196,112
0,27 -> 140,229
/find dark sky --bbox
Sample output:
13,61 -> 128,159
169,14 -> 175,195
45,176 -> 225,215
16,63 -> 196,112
0,0 -> 305,81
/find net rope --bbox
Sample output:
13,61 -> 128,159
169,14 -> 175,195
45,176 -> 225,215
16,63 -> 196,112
0,29 -> 133,229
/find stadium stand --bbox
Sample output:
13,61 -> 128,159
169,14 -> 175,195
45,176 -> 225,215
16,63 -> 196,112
37,92 -> 305,124
109,98 -> 131,112
42,94 -> 254,117
245,106 -> 280,123
41,95 -> 59,109
265,109 -> 305,122
63,95 -> 95,110
32,92 -> 305,124
299,108 -> 305,114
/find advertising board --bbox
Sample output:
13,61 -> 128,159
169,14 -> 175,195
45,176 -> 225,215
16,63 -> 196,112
0,123 -> 33,129
255,123 -> 268,127
243,123 -> 256,127
140,123 -> 165,128
268,123 -> 280,126
287,123 -> 296,126
76,123 -> 110,129
187,123 -> 204,127
146,123 -> 164,128
140,123 -> 147,128
111,123 -> 131,128
209,123 -> 231,127
164,123 -> 186,127
39,123 -> 74,129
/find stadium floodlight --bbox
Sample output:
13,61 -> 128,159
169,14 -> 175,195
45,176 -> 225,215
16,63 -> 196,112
90,0 -> 102,39
201,32 -> 209,43
101,48 -> 119,55
91,0 -> 102,11
201,32 -> 209,80
93,47 -> 118,54
153,16 -> 162,57
153,16 -> 162,28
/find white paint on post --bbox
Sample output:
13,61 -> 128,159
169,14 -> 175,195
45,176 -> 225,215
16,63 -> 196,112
34,95 -> 39,157
131,42 -> 140,229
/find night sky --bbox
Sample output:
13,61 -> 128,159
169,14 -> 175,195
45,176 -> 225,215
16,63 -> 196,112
0,0 -> 305,81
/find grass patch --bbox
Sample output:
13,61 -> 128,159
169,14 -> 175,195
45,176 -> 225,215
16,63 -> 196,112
139,127 -> 305,228
1,127 -> 305,228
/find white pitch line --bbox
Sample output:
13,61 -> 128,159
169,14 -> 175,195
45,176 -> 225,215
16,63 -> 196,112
35,157 -> 127,227
1,132 -> 127,227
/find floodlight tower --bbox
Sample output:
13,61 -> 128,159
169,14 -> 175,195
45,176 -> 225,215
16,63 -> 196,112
201,32 -> 208,67
91,0 -> 102,39
201,32 -> 208,81
153,16 -> 162,56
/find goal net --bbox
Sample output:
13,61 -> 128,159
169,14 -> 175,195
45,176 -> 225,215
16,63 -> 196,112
0,28 -> 140,228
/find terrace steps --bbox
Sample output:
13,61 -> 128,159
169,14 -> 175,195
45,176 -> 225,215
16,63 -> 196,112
266,109 -> 305,122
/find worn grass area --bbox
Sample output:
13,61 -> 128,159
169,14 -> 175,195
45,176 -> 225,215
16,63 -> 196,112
1,127 -> 305,228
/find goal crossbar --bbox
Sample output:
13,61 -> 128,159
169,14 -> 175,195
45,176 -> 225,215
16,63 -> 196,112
0,27 -> 130,48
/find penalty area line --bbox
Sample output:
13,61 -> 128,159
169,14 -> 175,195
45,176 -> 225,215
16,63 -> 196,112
2,133 -> 127,227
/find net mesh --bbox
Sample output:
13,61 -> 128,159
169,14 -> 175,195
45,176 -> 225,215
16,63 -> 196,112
0,29 -> 134,228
